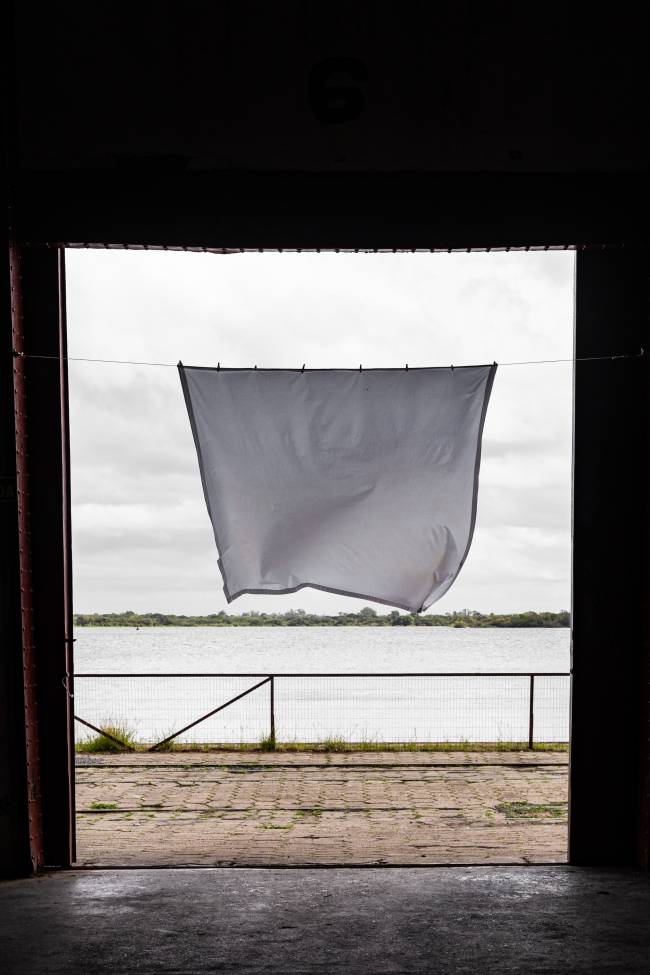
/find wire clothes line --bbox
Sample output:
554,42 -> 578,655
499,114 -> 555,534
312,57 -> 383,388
11,348 -> 646,369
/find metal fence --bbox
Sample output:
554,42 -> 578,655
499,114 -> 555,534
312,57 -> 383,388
73,672 -> 570,750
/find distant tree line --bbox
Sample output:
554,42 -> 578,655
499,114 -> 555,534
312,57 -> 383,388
74,608 -> 570,628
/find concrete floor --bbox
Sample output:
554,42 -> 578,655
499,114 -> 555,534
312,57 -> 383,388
1,867 -> 649,974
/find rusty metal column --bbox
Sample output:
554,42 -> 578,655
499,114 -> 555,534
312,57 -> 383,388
18,245 -> 75,867
10,243 -> 45,870
0,238 -> 44,875
570,247 -> 650,866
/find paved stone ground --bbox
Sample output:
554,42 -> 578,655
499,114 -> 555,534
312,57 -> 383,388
75,751 -> 568,866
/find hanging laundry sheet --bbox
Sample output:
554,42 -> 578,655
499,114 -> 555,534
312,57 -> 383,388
179,363 -> 496,613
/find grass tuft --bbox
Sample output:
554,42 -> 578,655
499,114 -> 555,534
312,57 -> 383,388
258,734 -> 277,751
496,800 -> 568,819
319,736 -> 349,752
76,723 -> 136,753
149,730 -> 179,752
75,730 -> 569,755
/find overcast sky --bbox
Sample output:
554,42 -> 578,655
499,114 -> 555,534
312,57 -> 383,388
66,249 -> 574,616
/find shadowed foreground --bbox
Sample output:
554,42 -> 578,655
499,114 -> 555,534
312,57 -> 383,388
2,866 -> 650,974
75,751 -> 568,866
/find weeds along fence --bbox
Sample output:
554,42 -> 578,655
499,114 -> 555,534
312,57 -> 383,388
73,672 -> 570,750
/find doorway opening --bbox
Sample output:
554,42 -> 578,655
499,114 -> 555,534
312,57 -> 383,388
66,248 -> 573,866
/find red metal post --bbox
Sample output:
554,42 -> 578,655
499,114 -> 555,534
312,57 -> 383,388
12,246 -> 76,867
9,244 -> 44,871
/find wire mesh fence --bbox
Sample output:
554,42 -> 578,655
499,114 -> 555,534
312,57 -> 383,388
73,672 -> 570,748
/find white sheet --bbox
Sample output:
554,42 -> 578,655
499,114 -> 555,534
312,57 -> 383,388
179,364 -> 496,613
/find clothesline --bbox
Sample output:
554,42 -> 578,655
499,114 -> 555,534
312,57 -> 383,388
12,349 -> 645,369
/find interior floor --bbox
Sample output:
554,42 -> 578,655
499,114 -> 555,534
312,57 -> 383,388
2,866 -> 649,974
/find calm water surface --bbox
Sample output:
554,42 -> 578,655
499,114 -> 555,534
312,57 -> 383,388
74,627 -> 570,745
75,625 -> 570,673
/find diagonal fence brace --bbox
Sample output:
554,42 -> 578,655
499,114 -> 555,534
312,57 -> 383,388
148,676 -> 272,751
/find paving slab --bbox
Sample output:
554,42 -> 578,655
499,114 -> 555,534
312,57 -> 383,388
75,751 -> 568,866
77,748 -> 568,766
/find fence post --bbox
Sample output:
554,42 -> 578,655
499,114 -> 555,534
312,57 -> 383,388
270,675 -> 276,744
528,675 -> 535,749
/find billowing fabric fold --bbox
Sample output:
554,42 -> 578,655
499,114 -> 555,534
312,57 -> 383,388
179,364 -> 496,613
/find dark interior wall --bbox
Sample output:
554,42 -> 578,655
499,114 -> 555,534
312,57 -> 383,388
12,1 -> 647,174
3,2 -> 649,873
10,2 -> 649,249
571,249 -> 650,866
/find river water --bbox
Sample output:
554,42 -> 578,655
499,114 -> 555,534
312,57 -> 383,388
74,626 -> 571,746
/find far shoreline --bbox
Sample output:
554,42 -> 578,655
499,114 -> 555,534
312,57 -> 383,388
74,609 -> 570,629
